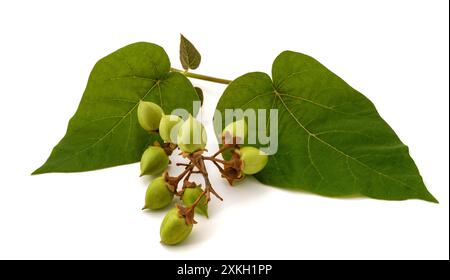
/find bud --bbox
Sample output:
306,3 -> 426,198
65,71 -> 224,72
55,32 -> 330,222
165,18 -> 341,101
222,119 -> 248,144
238,146 -> 268,175
182,185 -> 208,217
137,101 -> 164,131
143,177 -> 174,210
177,115 -> 207,153
159,115 -> 183,143
140,146 -> 169,176
160,208 -> 193,245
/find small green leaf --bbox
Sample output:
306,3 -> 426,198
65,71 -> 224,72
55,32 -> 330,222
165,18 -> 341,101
215,51 -> 437,203
194,87 -> 204,105
179,34 -> 201,71
33,42 -> 199,175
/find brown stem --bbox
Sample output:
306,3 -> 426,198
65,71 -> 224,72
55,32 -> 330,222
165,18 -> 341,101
176,165 -> 194,181
165,164 -> 195,195
204,157 -> 227,164
211,144 -> 237,158
203,144 -> 244,185
162,142 -> 178,156
180,153 -> 224,222
198,157 -> 223,201
182,169 -> 195,192
171,147 -> 243,225
211,160 -> 225,173
190,190 -> 208,209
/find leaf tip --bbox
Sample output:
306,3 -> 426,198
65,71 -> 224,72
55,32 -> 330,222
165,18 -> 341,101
419,188 -> 439,204
426,194 -> 439,204
31,167 -> 44,176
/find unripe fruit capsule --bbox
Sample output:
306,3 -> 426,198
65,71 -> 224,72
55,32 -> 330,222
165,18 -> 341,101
143,177 -> 174,210
159,115 -> 183,144
140,146 -> 169,176
222,119 -> 248,144
160,208 -> 193,245
177,115 -> 207,153
238,146 -> 268,175
137,101 -> 164,131
182,185 -> 208,217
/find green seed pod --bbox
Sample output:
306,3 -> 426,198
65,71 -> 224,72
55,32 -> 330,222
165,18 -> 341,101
159,115 -> 183,143
140,146 -> 169,176
222,119 -> 248,144
137,101 -> 164,131
143,177 -> 174,210
177,115 -> 207,153
160,208 -> 193,245
238,146 -> 268,175
182,185 -> 208,217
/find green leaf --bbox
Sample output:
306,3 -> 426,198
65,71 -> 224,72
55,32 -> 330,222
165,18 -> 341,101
179,34 -> 201,70
215,51 -> 437,203
33,42 -> 199,175
194,86 -> 204,105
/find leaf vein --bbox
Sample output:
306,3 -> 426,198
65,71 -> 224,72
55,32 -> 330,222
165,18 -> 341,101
307,135 -> 324,180
44,82 -> 158,167
99,76 -> 156,82
240,92 -> 274,108
277,95 -> 413,191
276,69 -> 310,88
315,129 -> 373,140
279,93 -> 355,115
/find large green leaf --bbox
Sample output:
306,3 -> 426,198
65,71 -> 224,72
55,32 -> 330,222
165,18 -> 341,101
33,42 -> 199,174
215,51 -> 437,202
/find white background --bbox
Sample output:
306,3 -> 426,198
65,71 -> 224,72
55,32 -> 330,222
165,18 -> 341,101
0,0 -> 448,260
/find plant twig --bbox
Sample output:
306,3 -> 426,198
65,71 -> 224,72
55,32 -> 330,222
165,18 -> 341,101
168,145 -> 243,225
171,67 -> 232,85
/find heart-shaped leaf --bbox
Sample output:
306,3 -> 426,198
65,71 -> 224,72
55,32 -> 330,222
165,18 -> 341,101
215,51 -> 437,202
33,42 -> 199,174
179,34 -> 201,71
